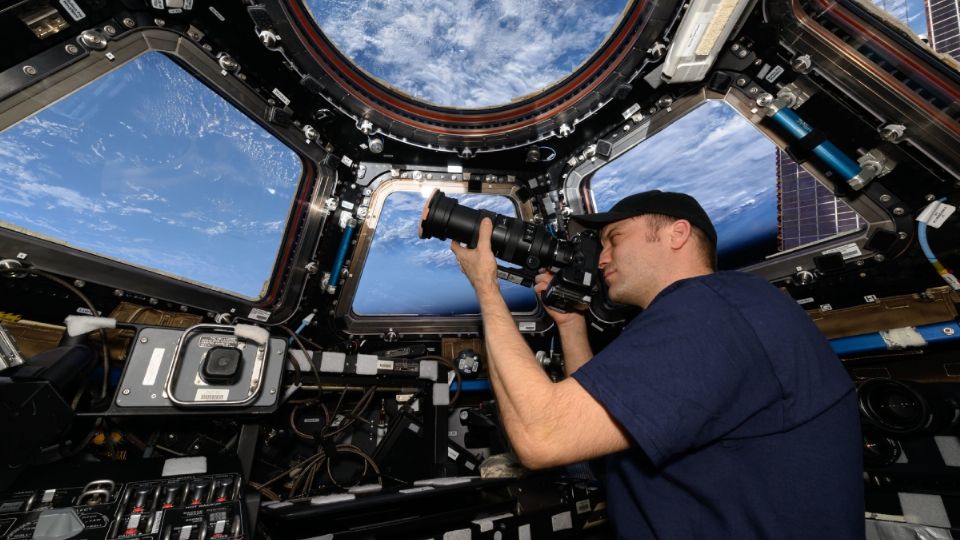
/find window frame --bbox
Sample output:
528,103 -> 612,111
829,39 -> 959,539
0,28 -> 335,323
335,170 -> 548,336
563,88 -> 894,282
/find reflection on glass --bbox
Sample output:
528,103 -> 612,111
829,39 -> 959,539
353,191 -> 537,315
0,52 -> 302,298
590,101 -> 778,269
304,0 -> 629,108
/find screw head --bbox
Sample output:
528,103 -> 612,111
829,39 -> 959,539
22,65 -> 37,76
140,337 -> 148,343
735,78 -> 747,86
874,254 -> 886,262
103,24 -> 116,35
879,194 -> 891,202
897,232 -> 908,240
122,17 -> 136,28
945,327 -> 956,336
893,207 -> 905,216
122,388 -> 131,395
925,194 -> 936,202
65,44 -> 79,55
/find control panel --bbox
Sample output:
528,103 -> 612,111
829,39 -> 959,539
0,468 -> 245,540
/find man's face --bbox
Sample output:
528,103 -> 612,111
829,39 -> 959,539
597,216 -> 668,307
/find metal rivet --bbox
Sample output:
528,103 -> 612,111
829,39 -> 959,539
65,44 -> 79,55
150,393 -> 157,399
893,207 -> 905,216
897,232 -> 908,240
122,17 -> 136,28
879,194 -> 891,202
269,388 -> 276,395
735,78 -> 747,86
154,18 -> 165,27
80,30 -> 107,50
944,327 -> 955,336
22,65 -> 37,76
925,194 -> 936,202
140,337 -> 148,344
103,24 -> 116,35
874,254 -> 886,262
122,388 -> 131,395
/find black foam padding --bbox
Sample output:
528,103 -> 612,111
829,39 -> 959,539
813,252 -> 845,273
246,5 -> 275,29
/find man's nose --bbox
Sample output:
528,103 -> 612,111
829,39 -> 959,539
598,246 -> 610,269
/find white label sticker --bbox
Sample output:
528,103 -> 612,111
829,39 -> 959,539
208,6 -> 225,20
377,360 -> 395,371
796,297 -> 814,305
917,201 -> 956,229
518,524 -> 531,540
765,65 -> 785,82
447,164 -> 463,173
76,307 -> 94,315
195,388 -> 230,402
150,0 -> 164,9
151,511 -> 163,533
622,103 -> 641,119
821,242 -> 862,260
341,155 -> 354,167
248,307 -> 270,322
127,513 -> 141,530
518,322 -> 536,332
59,0 -> 86,20
944,273 -> 960,290
271,88 -> 291,107
408,422 -> 420,433
447,447 -> 460,461
143,347 -> 166,386
341,200 -> 355,210
183,0 -> 194,9
575,499 -> 591,514
464,461 -> 476,470
551,511 -> 573,531
757,64 -> 771,80
179,525 -> 192,540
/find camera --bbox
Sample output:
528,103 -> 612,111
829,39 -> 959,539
418,190 -> 602,313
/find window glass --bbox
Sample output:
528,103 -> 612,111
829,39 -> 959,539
591,101 -> 866,268
305,0 -> 629,108
353,191 -> 537,315
0,52 -> 302,298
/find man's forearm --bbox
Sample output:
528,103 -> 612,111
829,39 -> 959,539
555,318 -> 593,375
474,283 -> 560,463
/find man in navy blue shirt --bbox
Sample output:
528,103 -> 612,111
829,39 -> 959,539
449,190 -> 864,539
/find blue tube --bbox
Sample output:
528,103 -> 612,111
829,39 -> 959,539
918,221 -> 937,262
328,222 -> 355,290
450,380 -> 492,393
770,108 -> 861,182
829,321 -> 960,356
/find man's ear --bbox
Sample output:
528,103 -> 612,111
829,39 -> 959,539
668,219 -> 692,249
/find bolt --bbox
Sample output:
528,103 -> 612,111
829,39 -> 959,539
259,30 -> 280,48
736,49 -> 749,58
22,65 -> 37,76
122,17 -> 136,28
756,93 -> 774,107
103,24 -> 116,35
874,254 -> 886,262
748,87 -> 759,95
791,54 -> 812,73
879,194 -> 891,202
735,78 -> 747,86
151,393 -> 157,399
65,43 -> 79,54
657,96 -> 673,108
269,388 -> 276,395
218,54 -> 239,72
154,18 -> 165,26
149,297 -> 159,305
188,30 -> 201,40
122,388 -> 131,395
140,337 -> 149,343
893,207 -> 905,216
925,194 -> 936,202
731,43 -> 741,52
897,232 -> 908,240
945,327 -> 956,336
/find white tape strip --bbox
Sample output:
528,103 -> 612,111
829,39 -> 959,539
880,327 -> 927,350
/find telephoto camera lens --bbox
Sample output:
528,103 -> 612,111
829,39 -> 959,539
418,190 -> 572,272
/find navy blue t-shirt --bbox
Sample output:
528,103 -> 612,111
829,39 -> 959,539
572,271 -> 863,539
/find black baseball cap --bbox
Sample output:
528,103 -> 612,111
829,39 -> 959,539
572,190 -> 717,246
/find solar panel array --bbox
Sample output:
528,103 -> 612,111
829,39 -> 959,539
928,0 -> 960,60
776,152 -> 865,250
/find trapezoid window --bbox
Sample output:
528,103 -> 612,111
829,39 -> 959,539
304,0 -> 630,108
0,51 -> 303,299
353,191 -> 537,315
589,100 -> 865,269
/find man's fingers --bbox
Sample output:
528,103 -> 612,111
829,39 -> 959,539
450,239 -> 463,257
477,218 -> 494,251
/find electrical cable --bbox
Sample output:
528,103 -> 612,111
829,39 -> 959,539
279,325 -> 323,401
415,355 -> 462,408
27,268 -> 111,401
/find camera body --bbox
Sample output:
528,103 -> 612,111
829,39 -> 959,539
419,190 -> 602,313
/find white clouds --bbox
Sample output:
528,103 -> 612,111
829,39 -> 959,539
591,101 -> 777,229
18,182 -> 105,213
307,0 -> 627,107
